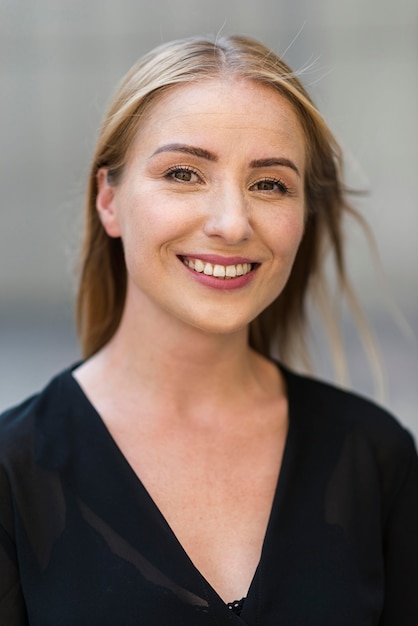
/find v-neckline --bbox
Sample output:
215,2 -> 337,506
65,361 -> 296,623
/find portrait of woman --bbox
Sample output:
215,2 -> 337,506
0,34 -> 417,625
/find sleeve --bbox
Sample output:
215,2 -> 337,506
379,434 -> 418,626
0,466 -> 29,625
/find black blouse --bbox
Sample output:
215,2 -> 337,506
0,363 -> 417,625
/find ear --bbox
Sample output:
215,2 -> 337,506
96,168 -> 122,238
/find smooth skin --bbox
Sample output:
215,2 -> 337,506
74,78 -> 306,603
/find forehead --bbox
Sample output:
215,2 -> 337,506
132,78 -> 306,157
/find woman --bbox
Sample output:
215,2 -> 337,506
1,35 -> 417,625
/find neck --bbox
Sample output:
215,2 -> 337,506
85,288 -> 274,416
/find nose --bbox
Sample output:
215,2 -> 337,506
203,184 -> 253,243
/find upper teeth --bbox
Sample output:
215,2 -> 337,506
182,258 -> 253,278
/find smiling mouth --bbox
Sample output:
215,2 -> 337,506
179,256 -> 258,279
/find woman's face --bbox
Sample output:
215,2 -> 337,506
97,78 -> 306,336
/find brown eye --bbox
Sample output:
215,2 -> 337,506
173,169 -> 193,181
165,166 -> 201,183
250,178 -> 289,194
258,180 -> 276,191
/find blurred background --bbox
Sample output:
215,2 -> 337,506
0,0 -> 417,437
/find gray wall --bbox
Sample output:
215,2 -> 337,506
1,0 -> 417,435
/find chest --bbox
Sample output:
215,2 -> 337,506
18,441 -> 385,626
108,418 -> 288,603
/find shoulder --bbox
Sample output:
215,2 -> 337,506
281,363 -> 417,479
0,365 -> 80,467
282,364 -> 415,445
281,364 -> 418,521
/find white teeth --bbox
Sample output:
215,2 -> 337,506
213,264 -> 226,277
182,257 -> 253,279
194,259 -> 204,272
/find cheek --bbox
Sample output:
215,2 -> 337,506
117,195 -> 191,266
125,201 -> 204,266
290,216 -> 306,253
269,211 -> 305,260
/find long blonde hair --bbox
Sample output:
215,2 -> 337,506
76,34 -> 373,378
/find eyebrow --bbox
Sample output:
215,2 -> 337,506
151,143 -> 218,162
249,157 -> 300,177
151,143 -> 300,176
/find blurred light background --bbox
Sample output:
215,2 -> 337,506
0,0 -> 417,437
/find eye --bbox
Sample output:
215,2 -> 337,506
250,178 -> 290,194
164,166 -> 202,184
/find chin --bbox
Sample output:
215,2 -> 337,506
182,313 -> 254,338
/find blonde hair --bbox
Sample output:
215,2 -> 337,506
76,34 -> 373,378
